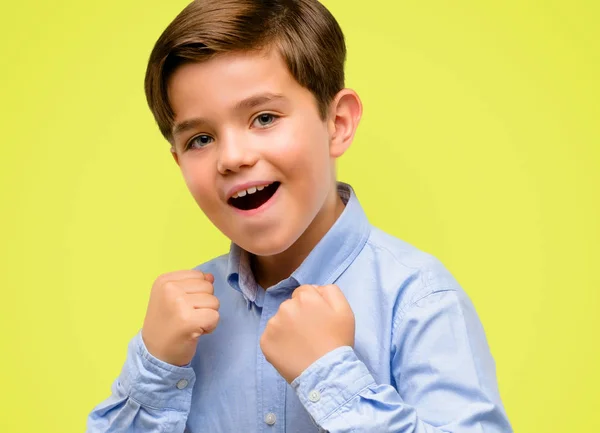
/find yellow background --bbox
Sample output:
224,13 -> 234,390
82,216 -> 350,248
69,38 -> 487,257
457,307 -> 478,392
1,0 -> 598,431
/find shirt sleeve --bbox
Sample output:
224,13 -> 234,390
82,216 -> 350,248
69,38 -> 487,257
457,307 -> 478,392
291,290 -> 513,433
86,331 -> 196,433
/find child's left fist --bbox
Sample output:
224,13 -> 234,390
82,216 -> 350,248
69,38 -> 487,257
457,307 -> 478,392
259,284 -> 355,383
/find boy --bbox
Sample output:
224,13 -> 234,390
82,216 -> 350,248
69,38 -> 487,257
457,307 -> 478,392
87,0 -> 512,432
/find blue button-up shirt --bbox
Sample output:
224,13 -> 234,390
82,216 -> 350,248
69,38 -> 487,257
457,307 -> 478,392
87,183 -> 512,432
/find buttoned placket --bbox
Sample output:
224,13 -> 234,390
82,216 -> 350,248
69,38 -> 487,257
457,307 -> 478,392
256,284 -> 295,432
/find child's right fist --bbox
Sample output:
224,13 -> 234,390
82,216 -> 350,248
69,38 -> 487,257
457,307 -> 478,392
141,270 -> 219,366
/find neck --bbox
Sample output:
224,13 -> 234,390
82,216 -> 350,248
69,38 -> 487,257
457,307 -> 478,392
251,187 -> 346,289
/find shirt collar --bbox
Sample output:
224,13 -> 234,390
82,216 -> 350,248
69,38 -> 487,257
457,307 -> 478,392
226,182 -> 370,304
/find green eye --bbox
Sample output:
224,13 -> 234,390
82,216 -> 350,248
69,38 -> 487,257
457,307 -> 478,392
188,135 -> 214,149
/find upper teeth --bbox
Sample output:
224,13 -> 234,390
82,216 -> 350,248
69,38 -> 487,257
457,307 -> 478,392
232,183 -> 270,199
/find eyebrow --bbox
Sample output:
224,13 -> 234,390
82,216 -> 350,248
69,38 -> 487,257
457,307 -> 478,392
233,92 -> 286,111
172,117 -> 210,138
171,92 -> 287,138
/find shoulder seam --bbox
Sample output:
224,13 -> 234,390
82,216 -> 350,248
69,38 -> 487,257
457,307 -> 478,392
363,237 -> 421,271
364,237 -> 460,334
391,288 -> 459,337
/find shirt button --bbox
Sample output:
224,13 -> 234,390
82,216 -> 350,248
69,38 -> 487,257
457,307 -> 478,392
176,379 -> 189,390
309,390 -> 321,402
264,412 -> 276,425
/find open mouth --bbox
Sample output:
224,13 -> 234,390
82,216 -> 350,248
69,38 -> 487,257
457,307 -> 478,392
228,182 -> 280,211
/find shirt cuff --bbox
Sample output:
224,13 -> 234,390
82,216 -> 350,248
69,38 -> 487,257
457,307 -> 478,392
118,331 -> 196,411
291,346 -> 376,424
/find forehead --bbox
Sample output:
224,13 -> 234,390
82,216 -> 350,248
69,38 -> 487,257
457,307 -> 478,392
167,49 -> 307,118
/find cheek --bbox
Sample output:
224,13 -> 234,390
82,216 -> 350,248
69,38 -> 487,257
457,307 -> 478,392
272,121 -> 330,176
179,158 -> 215,204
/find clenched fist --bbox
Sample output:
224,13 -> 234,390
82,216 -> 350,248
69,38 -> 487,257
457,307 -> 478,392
141,270 -> 220,366
260,284 -> 355,383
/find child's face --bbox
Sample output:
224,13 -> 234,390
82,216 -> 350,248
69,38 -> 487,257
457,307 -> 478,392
167,48 -> 339,256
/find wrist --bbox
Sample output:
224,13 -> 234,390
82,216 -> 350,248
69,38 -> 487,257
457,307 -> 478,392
277,343 -> 348,384
118,331 -> 197,411
291,346 -> 375,424
141,331 -> 194,367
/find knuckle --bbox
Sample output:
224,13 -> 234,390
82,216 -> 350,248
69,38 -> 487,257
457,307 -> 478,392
259,332 -> 269,350
265,316 -> 277,330
163,280 -> 179,295
259,334 -> 265,349
297,291 -> 311,302
156,272 -> 171,282
279,299 -> 294,312
295,285 -> 310,295
279,295 -> 298,314
152,274 -> 167,291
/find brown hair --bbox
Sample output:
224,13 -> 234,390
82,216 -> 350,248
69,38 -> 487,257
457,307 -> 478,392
144,0 -> 347,142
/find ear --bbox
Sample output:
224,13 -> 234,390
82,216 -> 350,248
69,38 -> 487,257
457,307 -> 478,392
328,89 -> 363,158
170,147 -> 180,166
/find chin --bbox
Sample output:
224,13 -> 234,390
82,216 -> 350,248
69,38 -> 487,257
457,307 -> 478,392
235,230 -> 301,257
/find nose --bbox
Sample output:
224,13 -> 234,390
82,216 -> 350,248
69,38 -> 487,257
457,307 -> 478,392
216,131 -> 258,175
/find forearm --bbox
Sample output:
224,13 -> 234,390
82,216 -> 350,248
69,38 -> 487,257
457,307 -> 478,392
292,347 -> 511,433
86,332 -> 195,433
